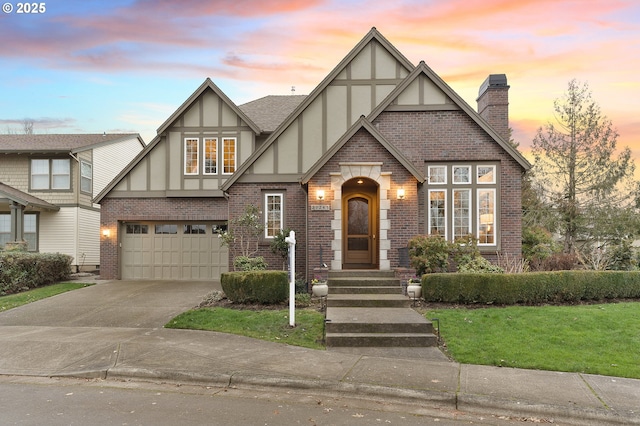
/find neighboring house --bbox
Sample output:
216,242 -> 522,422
0,133 -> 145,271
96,28 -> 530,281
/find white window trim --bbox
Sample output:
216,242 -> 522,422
264,193 -> 283,239
477,188 -> 497,246
428,165 -> 447,184
222,137 -> 237,175
452,165 -> 471,184
477,164 -> 496,184
428,189 -> 447,240
203,137 -> 218,175
30,159 -> 49,190
184,138 -> 199,175
80,161 -> 93,193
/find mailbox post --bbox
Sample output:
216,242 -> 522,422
285,230 -> 296,327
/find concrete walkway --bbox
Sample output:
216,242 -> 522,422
0,279 -> 638,425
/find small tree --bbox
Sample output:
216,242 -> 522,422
219,204 -> 266,270
270,228 -> 292,270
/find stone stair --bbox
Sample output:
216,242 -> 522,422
324,270 -> 437,348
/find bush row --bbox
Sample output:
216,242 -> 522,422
422,271 -> 640,305
0,252 -> 73,295
221,270 -> 288,304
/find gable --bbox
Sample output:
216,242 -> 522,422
222,28 -> 415,190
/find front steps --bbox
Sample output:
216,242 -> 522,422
324,270 -> 437,348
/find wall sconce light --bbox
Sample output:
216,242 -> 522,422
397,188 -> 405,200
102,229 -> 111,238
316,190 -> 325,201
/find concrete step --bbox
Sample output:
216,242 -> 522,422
325,307 -> 433,334
326,294 -> 411,308
325,332 -> 438,347
328,277 -> 401,288
330,286 -> 401,295
328,270 -> 396,279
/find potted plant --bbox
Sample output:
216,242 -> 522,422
407,276 -> 421,300
311,277 -> 328,297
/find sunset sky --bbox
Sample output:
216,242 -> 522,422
1,0 -> 638,160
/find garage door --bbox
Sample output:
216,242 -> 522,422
121,222 -> 229,280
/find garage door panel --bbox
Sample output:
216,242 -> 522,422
121,222 -> 228,280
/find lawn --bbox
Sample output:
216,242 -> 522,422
0,282 -> 91,312
424,302 -> 640,379
166,307 -> 326,350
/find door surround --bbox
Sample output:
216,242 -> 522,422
329,162 -> 391,270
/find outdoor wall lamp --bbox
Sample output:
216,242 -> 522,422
397,188 -> 405,200
102,229 -> 111,238
316,190 -> 325,200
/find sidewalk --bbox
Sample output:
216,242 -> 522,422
0,278 -> 638,424
0,324 -> 637,424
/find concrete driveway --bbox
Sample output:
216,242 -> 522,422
0,280 -> 220,328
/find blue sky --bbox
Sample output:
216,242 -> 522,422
1,0 -> 638,158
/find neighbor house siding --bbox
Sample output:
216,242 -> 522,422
78,207 -> 100,267
39,207 -> 77,261
92,136 -> 145,203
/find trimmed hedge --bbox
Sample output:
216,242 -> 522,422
0,252 -> 73,295
221,270 -> 288,304
422,271 -> 640,305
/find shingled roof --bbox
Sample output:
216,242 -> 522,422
239,95 -> 307,133
0,133 -> 142,153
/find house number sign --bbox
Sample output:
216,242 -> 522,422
311,205 -> 330,211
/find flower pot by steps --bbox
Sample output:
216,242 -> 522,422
312,283 -> 328,297
407,284 -> 421,299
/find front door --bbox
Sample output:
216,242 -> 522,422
343,178 -> 378,269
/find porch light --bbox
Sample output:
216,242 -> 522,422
397,188 -> 405,200
102,229 -> 111,238
316,190 -> 325,200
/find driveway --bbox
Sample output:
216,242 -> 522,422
0,280 -> 220,328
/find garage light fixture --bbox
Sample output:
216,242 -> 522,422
102,229 -> 111,238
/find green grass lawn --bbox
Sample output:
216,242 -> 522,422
166,307 -> 326,350
0,282 -> 92,312
424,302 -> 640,379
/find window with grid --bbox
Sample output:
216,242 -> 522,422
222,138 -> 236,174
264,193 -> 283,238
428,190 -> 446,238
204,138 -> 217,174
184,138 -> 199,175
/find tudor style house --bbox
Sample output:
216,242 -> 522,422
0,133 -> 145,271
96,28 -> 530,281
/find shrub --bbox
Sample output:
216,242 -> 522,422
422,270 -> 640,305
457,256 -> 504,274
233,256 -> 268,271
221,270 -> 288,304
295,293 -> 311,308
0,252 -> 72,295
408,235 -> 451,275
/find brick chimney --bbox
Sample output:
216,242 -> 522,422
476,74 -> 509,142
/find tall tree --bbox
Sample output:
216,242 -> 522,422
532,79 -> 634,254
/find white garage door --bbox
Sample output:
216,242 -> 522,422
121,222 -> 228,280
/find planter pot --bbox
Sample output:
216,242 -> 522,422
407,284 -> 421,299
312,283 -> 328,297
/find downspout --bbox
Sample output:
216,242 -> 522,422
69,152 -> 80,272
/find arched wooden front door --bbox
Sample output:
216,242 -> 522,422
342,178 -> 378,269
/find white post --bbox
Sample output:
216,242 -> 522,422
285,230 -> 296,327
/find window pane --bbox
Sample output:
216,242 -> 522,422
31,159 -> 49,189
155,224 -> 177,234
428,166 -> 446,184
212,223 -> 228,234
265,194 -> 282,238
52,159 -> 70,189
223,138 -> 236,174
478,189 -> 496,244
428,190 -> 446,237
453,189 -> 471,239
184,138 -> 199,174
81,162 -> 93,192
0,214 -> 11,232
184,224 -> 206,234
204,138 -> 217,174
477,166 -> 495,184
453,166 -> 470,184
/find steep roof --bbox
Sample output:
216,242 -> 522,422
300,116 -> 425,184
0,182 -> 60,210
368,61 -> 531,170
155,78 -> 261,135
221,27 -> 415,191
239,95 -> 307,133
0,133 -> 144,153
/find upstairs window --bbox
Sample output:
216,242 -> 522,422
184,138 -> 199,175
31,159 -> 70,190
222,138 -> 236,174
204,138 -> 217,174
80,161 -> 93,193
